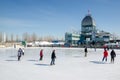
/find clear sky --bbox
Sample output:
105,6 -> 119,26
0,0 -> 120,39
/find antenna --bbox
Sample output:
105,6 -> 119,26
88,10 -> 91,15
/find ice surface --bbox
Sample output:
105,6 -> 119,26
0,47 -> 120,80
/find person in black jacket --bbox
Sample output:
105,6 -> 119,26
110,49 -> 116,63
50,50 -> 56,65
84,47 -> 88,57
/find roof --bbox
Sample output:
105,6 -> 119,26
81,15 -> 96,27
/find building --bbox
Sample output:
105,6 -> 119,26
81,14 -> 96,43
95,30 -> 111,42
65,12 -> 116,47
65,32 -> 80,46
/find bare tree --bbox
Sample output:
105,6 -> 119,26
22,32 -> 29,41
16,34 -> 19,42
6,34 -> 9,42
38,36 -> 43,41
31,32 -> 37,42
43,35 -> 54,41
11,33 -> 14,42
0,32 -> 2,42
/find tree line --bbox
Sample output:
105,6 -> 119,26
0,32 -> 63,43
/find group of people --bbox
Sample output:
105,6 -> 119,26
39,49 -> 56,65
84,46 -> 116,63
102,48 -> 116,63
18,48 -> 56,65
18,47 -> 116,64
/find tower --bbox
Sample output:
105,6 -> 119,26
81,12 -> 96,43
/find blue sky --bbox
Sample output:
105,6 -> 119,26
0,0 -> 120,39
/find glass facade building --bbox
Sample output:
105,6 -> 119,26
65,13 -> 113,46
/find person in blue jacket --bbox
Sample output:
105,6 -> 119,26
18,48 -> 23,61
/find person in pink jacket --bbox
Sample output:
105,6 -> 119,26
39,49 -> 43,60
102,49 -> 108,62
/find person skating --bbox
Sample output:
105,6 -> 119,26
39,49 -> 43,60
17,48 -> 22,61
102,49 -> 108,62
110,49 -> 116,63
84,47 -> 88,57
50,50 -> 56,65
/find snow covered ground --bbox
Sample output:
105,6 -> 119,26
0,47 -> 120,80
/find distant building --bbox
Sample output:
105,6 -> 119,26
95,30 -> 111,42
65,12 -> 118,46
65,32 -> 80,46
81,14 -> 96,43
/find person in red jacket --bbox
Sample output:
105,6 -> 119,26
102,49 -> 108,62
39,49 -> 43,60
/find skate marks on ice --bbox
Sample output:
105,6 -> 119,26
73,55 -> 82,58
4,55 -> 18,61
27,59 -> 38,62
35,63 -> 50,66
9,55 -> 17,58
90,61 -> 109,64
5,59 -> 18,61
5,56 -> 18,61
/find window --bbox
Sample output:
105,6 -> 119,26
82,26 -> 93,32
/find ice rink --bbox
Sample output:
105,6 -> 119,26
0,47 -> 120,80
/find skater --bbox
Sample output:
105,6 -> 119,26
84,46 -> 88,57
110,49 -> 116,63
50,50 -> 56,65
102,49 -> 108,62
17,48 -> 22,61
39,49 -> 43,60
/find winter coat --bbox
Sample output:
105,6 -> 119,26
18,49 -> 22,57
84,47 -> 87,53
51,51 -> 56,59
110,50 -> 116,58
40,50 -> 43,57
18,52 -> 21,57
103,50 -> 108,57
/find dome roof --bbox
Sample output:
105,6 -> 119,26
81,15 -> 96,27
